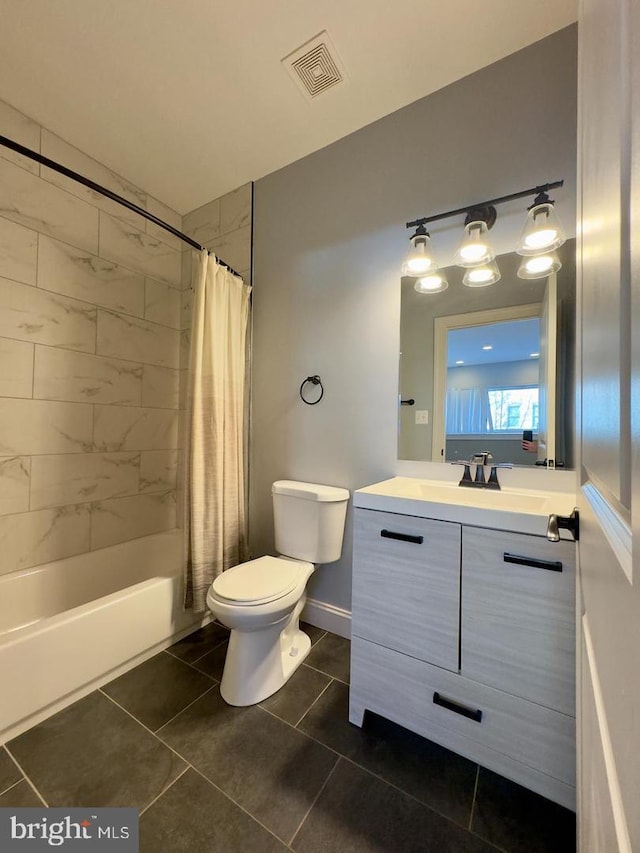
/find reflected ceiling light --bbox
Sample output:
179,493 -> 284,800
530,352 -> 540,358
482,345 -> 493,351
517,192 -> 566,256
414,270 -> 448,294
454,207 -> 497,268
402,224 -> 438,276
517,251 -> 562,280
455,359 -> 465,365
463,259 -> 501,288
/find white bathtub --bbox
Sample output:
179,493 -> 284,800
0,530 -> 207,744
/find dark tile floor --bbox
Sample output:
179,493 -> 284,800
1,623 -> 576,852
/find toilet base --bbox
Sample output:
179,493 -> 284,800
219,602 -> 311,706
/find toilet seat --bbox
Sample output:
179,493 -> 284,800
212,556 -> 309,606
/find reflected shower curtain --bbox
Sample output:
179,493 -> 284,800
183,250 -> 251,611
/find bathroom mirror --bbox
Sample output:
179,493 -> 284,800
398,242 -> 575,468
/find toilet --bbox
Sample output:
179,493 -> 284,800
206,480 -> 350,706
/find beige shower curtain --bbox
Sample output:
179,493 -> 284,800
183,250 -> 251,611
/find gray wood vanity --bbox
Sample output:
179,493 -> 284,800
349,477 -> 577,810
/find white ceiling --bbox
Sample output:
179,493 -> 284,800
447,319 -> 541,367
0,1 -> 577,214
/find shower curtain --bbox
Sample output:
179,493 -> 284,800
183,250 -> 251,611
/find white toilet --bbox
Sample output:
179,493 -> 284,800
206,480 -> 349,706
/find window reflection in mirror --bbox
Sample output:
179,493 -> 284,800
397,244 -> 575,468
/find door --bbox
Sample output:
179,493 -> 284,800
576,0 -> 638,850
537,275 -> 557,466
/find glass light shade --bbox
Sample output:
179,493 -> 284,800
517,202 -> 566,255
454,220 -> 495,268
401,233 -> 437,276
462,259 -> 501,287
517,251 -> 562,280
414,271 -> 448,294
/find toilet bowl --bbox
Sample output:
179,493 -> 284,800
207,480 -> 349,706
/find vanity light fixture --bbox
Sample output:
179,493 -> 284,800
517,251 -> 562,280
404,179 -> 564,293
463,259 -> 501,288
401,224 -> 438,276
414,270 -> 449,294
516,191 -> 566,256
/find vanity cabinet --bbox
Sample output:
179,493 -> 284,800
349,505 -> 576,810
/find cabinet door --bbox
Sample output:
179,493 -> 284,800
352,508 -> 461,671
461,527 -> 575,715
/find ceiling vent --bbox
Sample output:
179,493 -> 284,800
282,31 -> 346,101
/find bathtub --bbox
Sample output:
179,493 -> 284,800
0,530 -> 208,744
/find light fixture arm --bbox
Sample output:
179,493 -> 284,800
406,180 -> 564,230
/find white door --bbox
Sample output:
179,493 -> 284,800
576,0 -> 638,850
537,275 -> 557,466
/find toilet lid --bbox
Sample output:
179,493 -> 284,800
212,556 -> 304,604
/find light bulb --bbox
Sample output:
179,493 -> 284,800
517,251 -> 562,280
454,220 -> 495,268
414,271 -> 448,294
462,259 -> 501,287
402,230 -> 437,276
517,201 -> 566,256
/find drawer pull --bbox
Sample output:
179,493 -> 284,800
380,529 -> 424,545
503,552 -> 563,572
433,692 -> 483,723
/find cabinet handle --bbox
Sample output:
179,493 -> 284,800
433,692 -> 483,723
380,529 -> 424,545
503,552 -> 563,572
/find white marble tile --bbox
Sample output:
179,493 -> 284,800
41,130 -> 146,228
0,337 -> 33,398
38,235 -> 145,317
0,456 -> 30,516
145,278 -> 181,329
96,308 -> 179,369
0,504 -> 91,576
93,405 -> 178,452
220,183 -> 251,235
99,212 -> 181,287
146,196 -> 182,250
181,249 -> 193,291
90,491 -> 176,550
0,216 -> 38,285
180,288 -> 192,332
0,275 -> 96,352
210,225 -> 251,274
141,365 -> 179,409
0,398 -> 93,455
183,198 -> 220,248
139,450 -> 178,494
0,100 -> 40,174
0,157 -> 99,253
30,451 -> 140,510
33,346 -> 142,406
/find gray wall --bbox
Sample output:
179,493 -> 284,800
251,26 -> 578,612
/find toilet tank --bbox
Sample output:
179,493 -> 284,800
272,480 -> 350,564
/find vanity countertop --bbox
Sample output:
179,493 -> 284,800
354,476 -> 577,538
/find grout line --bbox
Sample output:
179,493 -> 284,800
288,756 -> 340,847
293,677 -> 334,729
138,764 -> 190,817
468,764 -> 480,830
303,660 -> 349,685
3,746 -> 49,807
0,778 -> 24,798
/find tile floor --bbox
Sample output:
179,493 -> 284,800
0,624 -> 576,852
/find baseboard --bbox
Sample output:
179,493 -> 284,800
302,597 -> 351,639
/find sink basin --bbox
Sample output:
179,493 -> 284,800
353,477 -> 576,537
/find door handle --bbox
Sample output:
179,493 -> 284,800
547,508 -> 579,542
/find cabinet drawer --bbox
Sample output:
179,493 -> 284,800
352,508 -> 460,671
461,527 -> 576,716
351,636 -> 575,788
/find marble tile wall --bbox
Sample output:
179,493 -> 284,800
0,99 -> 183,576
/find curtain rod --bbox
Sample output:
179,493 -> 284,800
0,133 -> 242,279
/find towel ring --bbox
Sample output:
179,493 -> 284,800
300,375 -> 324,405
